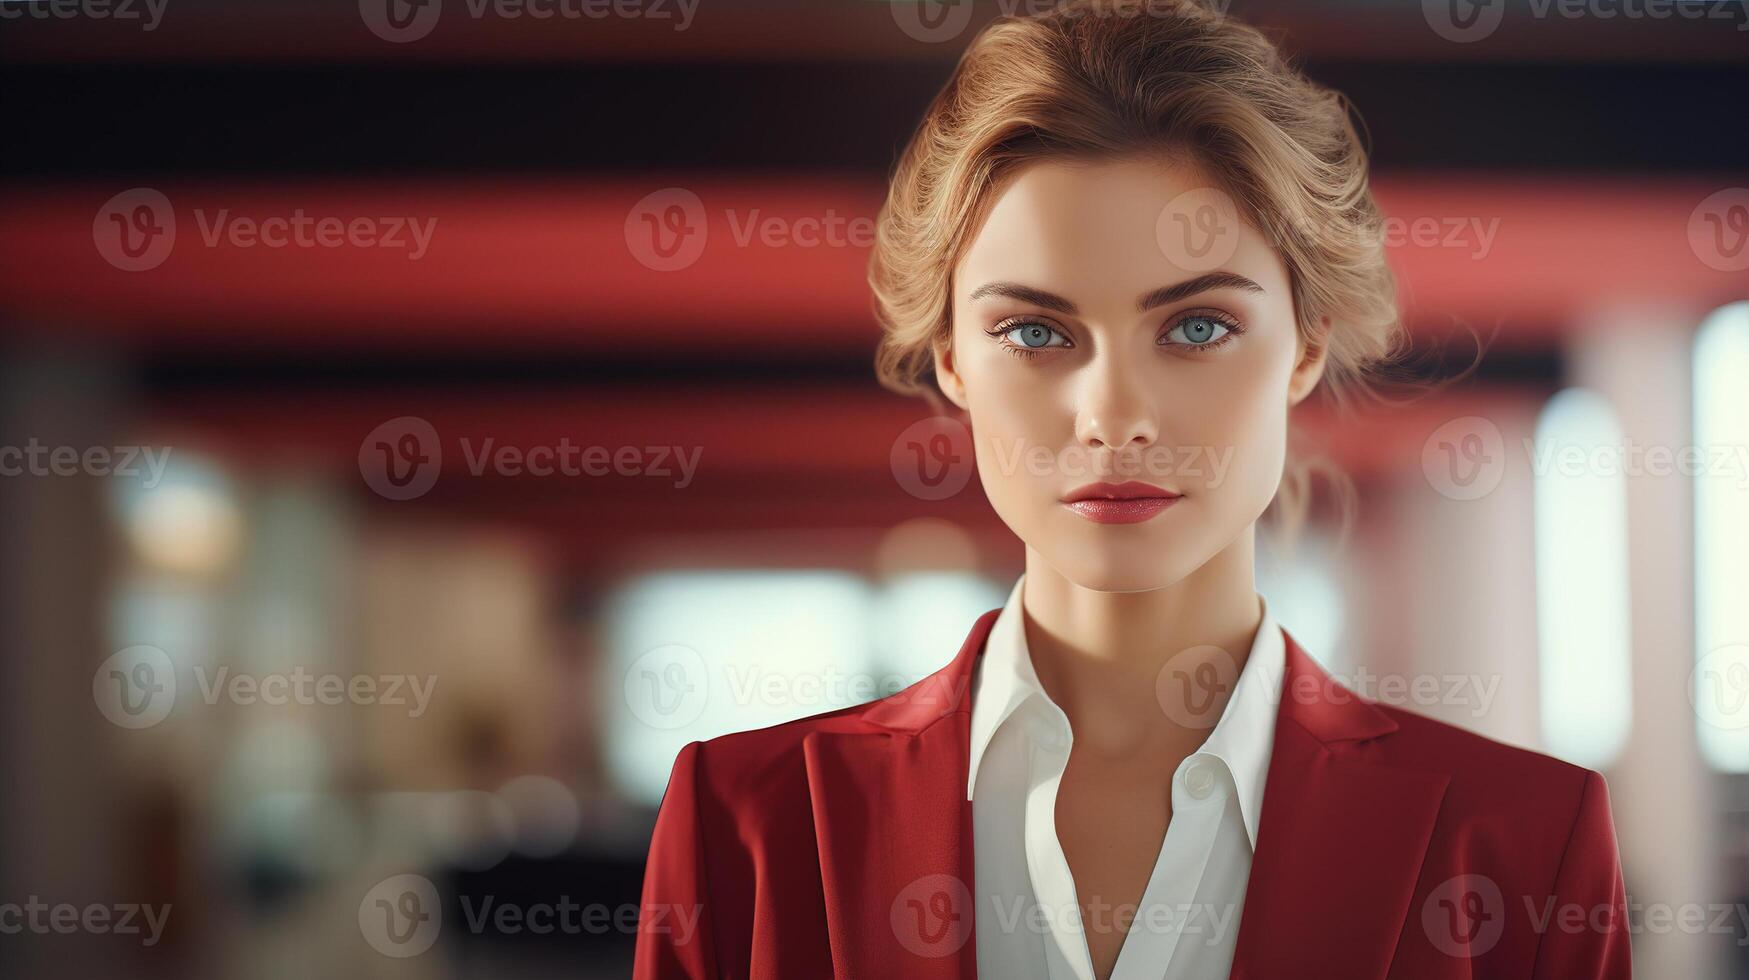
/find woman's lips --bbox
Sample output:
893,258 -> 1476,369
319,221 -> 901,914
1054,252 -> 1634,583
1063,496 -> 1181,523
1060,481 -> 1183,524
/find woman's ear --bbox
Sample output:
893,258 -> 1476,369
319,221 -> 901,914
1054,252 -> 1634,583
933,339 -> 971,411
1288,318 -> 1331,407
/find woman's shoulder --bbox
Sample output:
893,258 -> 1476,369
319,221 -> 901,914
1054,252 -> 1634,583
1364,700 -> 1614,833
684,697 -> 885,779
659,687 -> 932,824
667,618 -> 988,808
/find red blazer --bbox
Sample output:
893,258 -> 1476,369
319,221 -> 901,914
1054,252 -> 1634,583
635,609 -> 1632,979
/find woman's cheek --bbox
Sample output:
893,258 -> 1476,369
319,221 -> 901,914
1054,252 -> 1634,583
967,387 -> 1065,529
970,403 -> 1042,500
1205,389 -> 1290,515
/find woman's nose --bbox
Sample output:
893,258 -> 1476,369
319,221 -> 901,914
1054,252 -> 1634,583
1073,357 -> 1159,450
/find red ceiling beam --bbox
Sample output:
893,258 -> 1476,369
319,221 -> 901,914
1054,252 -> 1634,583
131,381 -> 1545,566
3,176 -> 1743,351
141,385 -> 1543,490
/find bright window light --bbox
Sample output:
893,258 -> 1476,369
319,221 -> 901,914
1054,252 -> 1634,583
1534,387 -> 1633,769
603,571 -> 872,806
871,571 -> 1006,682
1694,301 -> 1749,772
1256,528 -> 1346,674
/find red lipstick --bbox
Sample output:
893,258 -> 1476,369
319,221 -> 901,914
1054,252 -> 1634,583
1060,480 -> 1183,524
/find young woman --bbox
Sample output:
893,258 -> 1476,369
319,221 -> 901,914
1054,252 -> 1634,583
636,2 -> 1631,977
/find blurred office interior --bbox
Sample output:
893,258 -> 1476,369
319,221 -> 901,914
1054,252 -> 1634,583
1,0 -> 1747,976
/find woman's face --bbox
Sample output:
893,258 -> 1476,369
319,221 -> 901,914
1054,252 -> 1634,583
936,155 -> 1327,593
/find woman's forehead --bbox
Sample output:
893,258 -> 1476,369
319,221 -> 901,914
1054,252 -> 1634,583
956,159 -> 1283,305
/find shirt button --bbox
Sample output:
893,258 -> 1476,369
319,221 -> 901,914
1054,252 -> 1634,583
1184,761 -> 1216,800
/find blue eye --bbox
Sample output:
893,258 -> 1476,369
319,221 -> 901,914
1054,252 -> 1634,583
1163,315 -> 1233,347
1001,321 -> 1071,349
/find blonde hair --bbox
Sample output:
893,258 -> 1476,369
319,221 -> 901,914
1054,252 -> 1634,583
868,0 -> 1430,549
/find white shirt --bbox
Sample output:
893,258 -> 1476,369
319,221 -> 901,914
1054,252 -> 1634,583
967,574 -> 1286,980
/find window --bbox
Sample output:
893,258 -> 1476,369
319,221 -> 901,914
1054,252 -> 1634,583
1694,301 -> 1749,772
1534,387 -> 1633,769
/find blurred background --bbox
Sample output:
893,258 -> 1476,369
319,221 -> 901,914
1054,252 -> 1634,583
1,0 -> 1747,976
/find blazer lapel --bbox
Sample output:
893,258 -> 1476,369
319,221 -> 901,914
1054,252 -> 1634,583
802,609 -> 996,980
1229,632 -> 1450,980
799,612 -> 1446,979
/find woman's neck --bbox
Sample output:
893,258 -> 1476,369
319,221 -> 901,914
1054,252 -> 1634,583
1017,535 -> 1264,757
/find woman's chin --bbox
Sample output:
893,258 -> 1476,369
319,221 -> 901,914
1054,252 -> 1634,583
1036,546 -> 1200,595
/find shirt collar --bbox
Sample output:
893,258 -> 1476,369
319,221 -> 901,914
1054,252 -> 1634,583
965,573 -> 1287,847
965,575 -> 1045,800
1196,591 -> 1285,847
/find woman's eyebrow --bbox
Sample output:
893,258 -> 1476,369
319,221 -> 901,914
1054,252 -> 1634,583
967,272 -> 1264,315
1135,272 -> 1265,312
966,282 -> 1078,314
